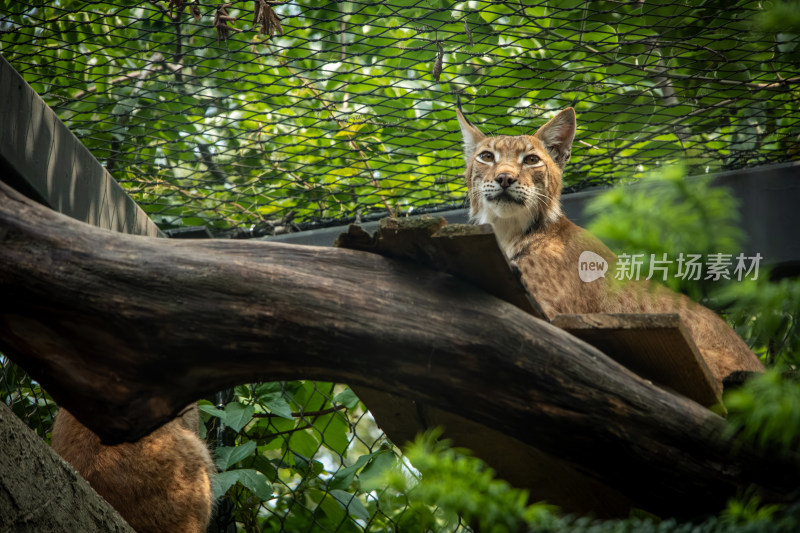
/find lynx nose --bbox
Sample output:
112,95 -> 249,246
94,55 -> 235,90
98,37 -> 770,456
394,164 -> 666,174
495,172 -> 517,189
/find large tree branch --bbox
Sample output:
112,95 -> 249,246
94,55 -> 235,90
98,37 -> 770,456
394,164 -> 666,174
0,402 -> 134,531
0,179 -> 798,518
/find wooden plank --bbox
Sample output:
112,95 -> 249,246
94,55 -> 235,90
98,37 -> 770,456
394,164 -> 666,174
338,218 -> 723,409
342,217 -> 637,514
551,313 -> 723,408
336,216 -> 547,320
430,224 -> 547,319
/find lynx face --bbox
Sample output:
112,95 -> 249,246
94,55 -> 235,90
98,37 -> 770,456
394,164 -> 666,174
457,108 -> 576,246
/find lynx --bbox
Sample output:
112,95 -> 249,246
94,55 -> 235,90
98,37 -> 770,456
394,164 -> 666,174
51,406 -> 214,533
456,106 -> 763,387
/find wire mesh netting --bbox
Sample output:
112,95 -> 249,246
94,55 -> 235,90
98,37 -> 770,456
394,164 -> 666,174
3,1 -> 799,236
1,353 -> 435,532
201,383 -> 414,532
3,1 -> 800,531
0,356 -> 57,441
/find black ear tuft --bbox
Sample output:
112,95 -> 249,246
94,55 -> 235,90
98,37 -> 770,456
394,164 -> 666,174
456,106 -> 486,161
534,108 -> 576,169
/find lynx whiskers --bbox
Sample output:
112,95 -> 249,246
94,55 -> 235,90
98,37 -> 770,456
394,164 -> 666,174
456,105 -> 763,389
457,107 -> 573,251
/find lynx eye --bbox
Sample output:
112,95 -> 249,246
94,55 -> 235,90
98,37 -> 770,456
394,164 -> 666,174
523,154 -> 541,166
477,151 -> 495,163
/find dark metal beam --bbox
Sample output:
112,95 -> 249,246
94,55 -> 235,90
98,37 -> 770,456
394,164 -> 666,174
0,56 -> 162,237
265,161 -> 800,279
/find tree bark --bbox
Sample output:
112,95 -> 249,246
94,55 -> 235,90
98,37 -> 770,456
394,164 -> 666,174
0,401 -> 134,532
0,180 -> 798,518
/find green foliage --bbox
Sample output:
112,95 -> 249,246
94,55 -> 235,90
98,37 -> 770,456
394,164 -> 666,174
725,371 -> 800,455
377,430 -> 800,533
379,429 -> 558,532
548,509 -> 800,533
2,0 -> 798,233
2,3 -> 799,531
586,165 -> 743,257
200,402 -> 257,433
196,381 -> 431,532
758,1 -> 800,33
585,164 -> 800,367
716,278 -> 800,366
719,372 -> 800,529
0,356 -> 56,440
582,167 -> 800,531
585,165 -> 745,299
721,492 -> 782,527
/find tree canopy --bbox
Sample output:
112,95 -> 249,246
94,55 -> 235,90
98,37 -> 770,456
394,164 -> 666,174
2,0 -> 798,234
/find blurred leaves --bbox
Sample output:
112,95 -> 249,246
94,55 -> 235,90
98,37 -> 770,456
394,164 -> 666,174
373,430 -> 800,532
757,1 -> 800,33
585,164 -> 800,367
717,277 -> 800,366
379,429 -> 559,532
726,371 -> 800,456
586,165 -> 744,299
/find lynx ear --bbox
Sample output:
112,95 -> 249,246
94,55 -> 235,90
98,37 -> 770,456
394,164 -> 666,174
456,107 -> 486,160
534,108 -> 576,169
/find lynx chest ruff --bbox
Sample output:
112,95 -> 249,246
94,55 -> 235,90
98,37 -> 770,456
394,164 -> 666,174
455,105 -> 763,385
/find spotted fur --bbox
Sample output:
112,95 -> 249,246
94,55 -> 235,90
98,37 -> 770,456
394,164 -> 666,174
457,107 -> 573,251
457,107 -> 763,388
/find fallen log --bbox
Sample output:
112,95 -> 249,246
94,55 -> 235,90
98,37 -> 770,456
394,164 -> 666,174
0,179 -> 797,518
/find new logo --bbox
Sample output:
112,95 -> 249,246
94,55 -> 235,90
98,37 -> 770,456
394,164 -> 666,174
578,251 -> 608,282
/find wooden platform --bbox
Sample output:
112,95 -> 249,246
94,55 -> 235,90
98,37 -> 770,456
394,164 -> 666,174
336,216 -> 728,516
551,313 -> 723,408
336,216 -> 546,319
337,216 -> 722,408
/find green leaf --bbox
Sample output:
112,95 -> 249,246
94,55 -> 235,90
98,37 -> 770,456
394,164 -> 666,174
333,387 -> 360,409
251,454 -> 278,482
288,428 -> 320,459
358,448 -> 397,491
235,469 -> 273,500
197,404 -> 225,420
198,402 -> 255,432
313,488 -> 347,525
222,402 -> 255,432
317,413 -> 351,456
211,469 -> 272,501
211,471 -> 239,500
216,441 -> 257,471
329,489 -> 370,521
291,380 -> 331,413
254,382 -> 283,398
262,395 -> 294,420
329,451 -> 376,490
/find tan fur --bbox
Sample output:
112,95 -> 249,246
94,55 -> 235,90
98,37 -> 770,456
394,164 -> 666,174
51,407 -> 214,533
457,107 -> 764,386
